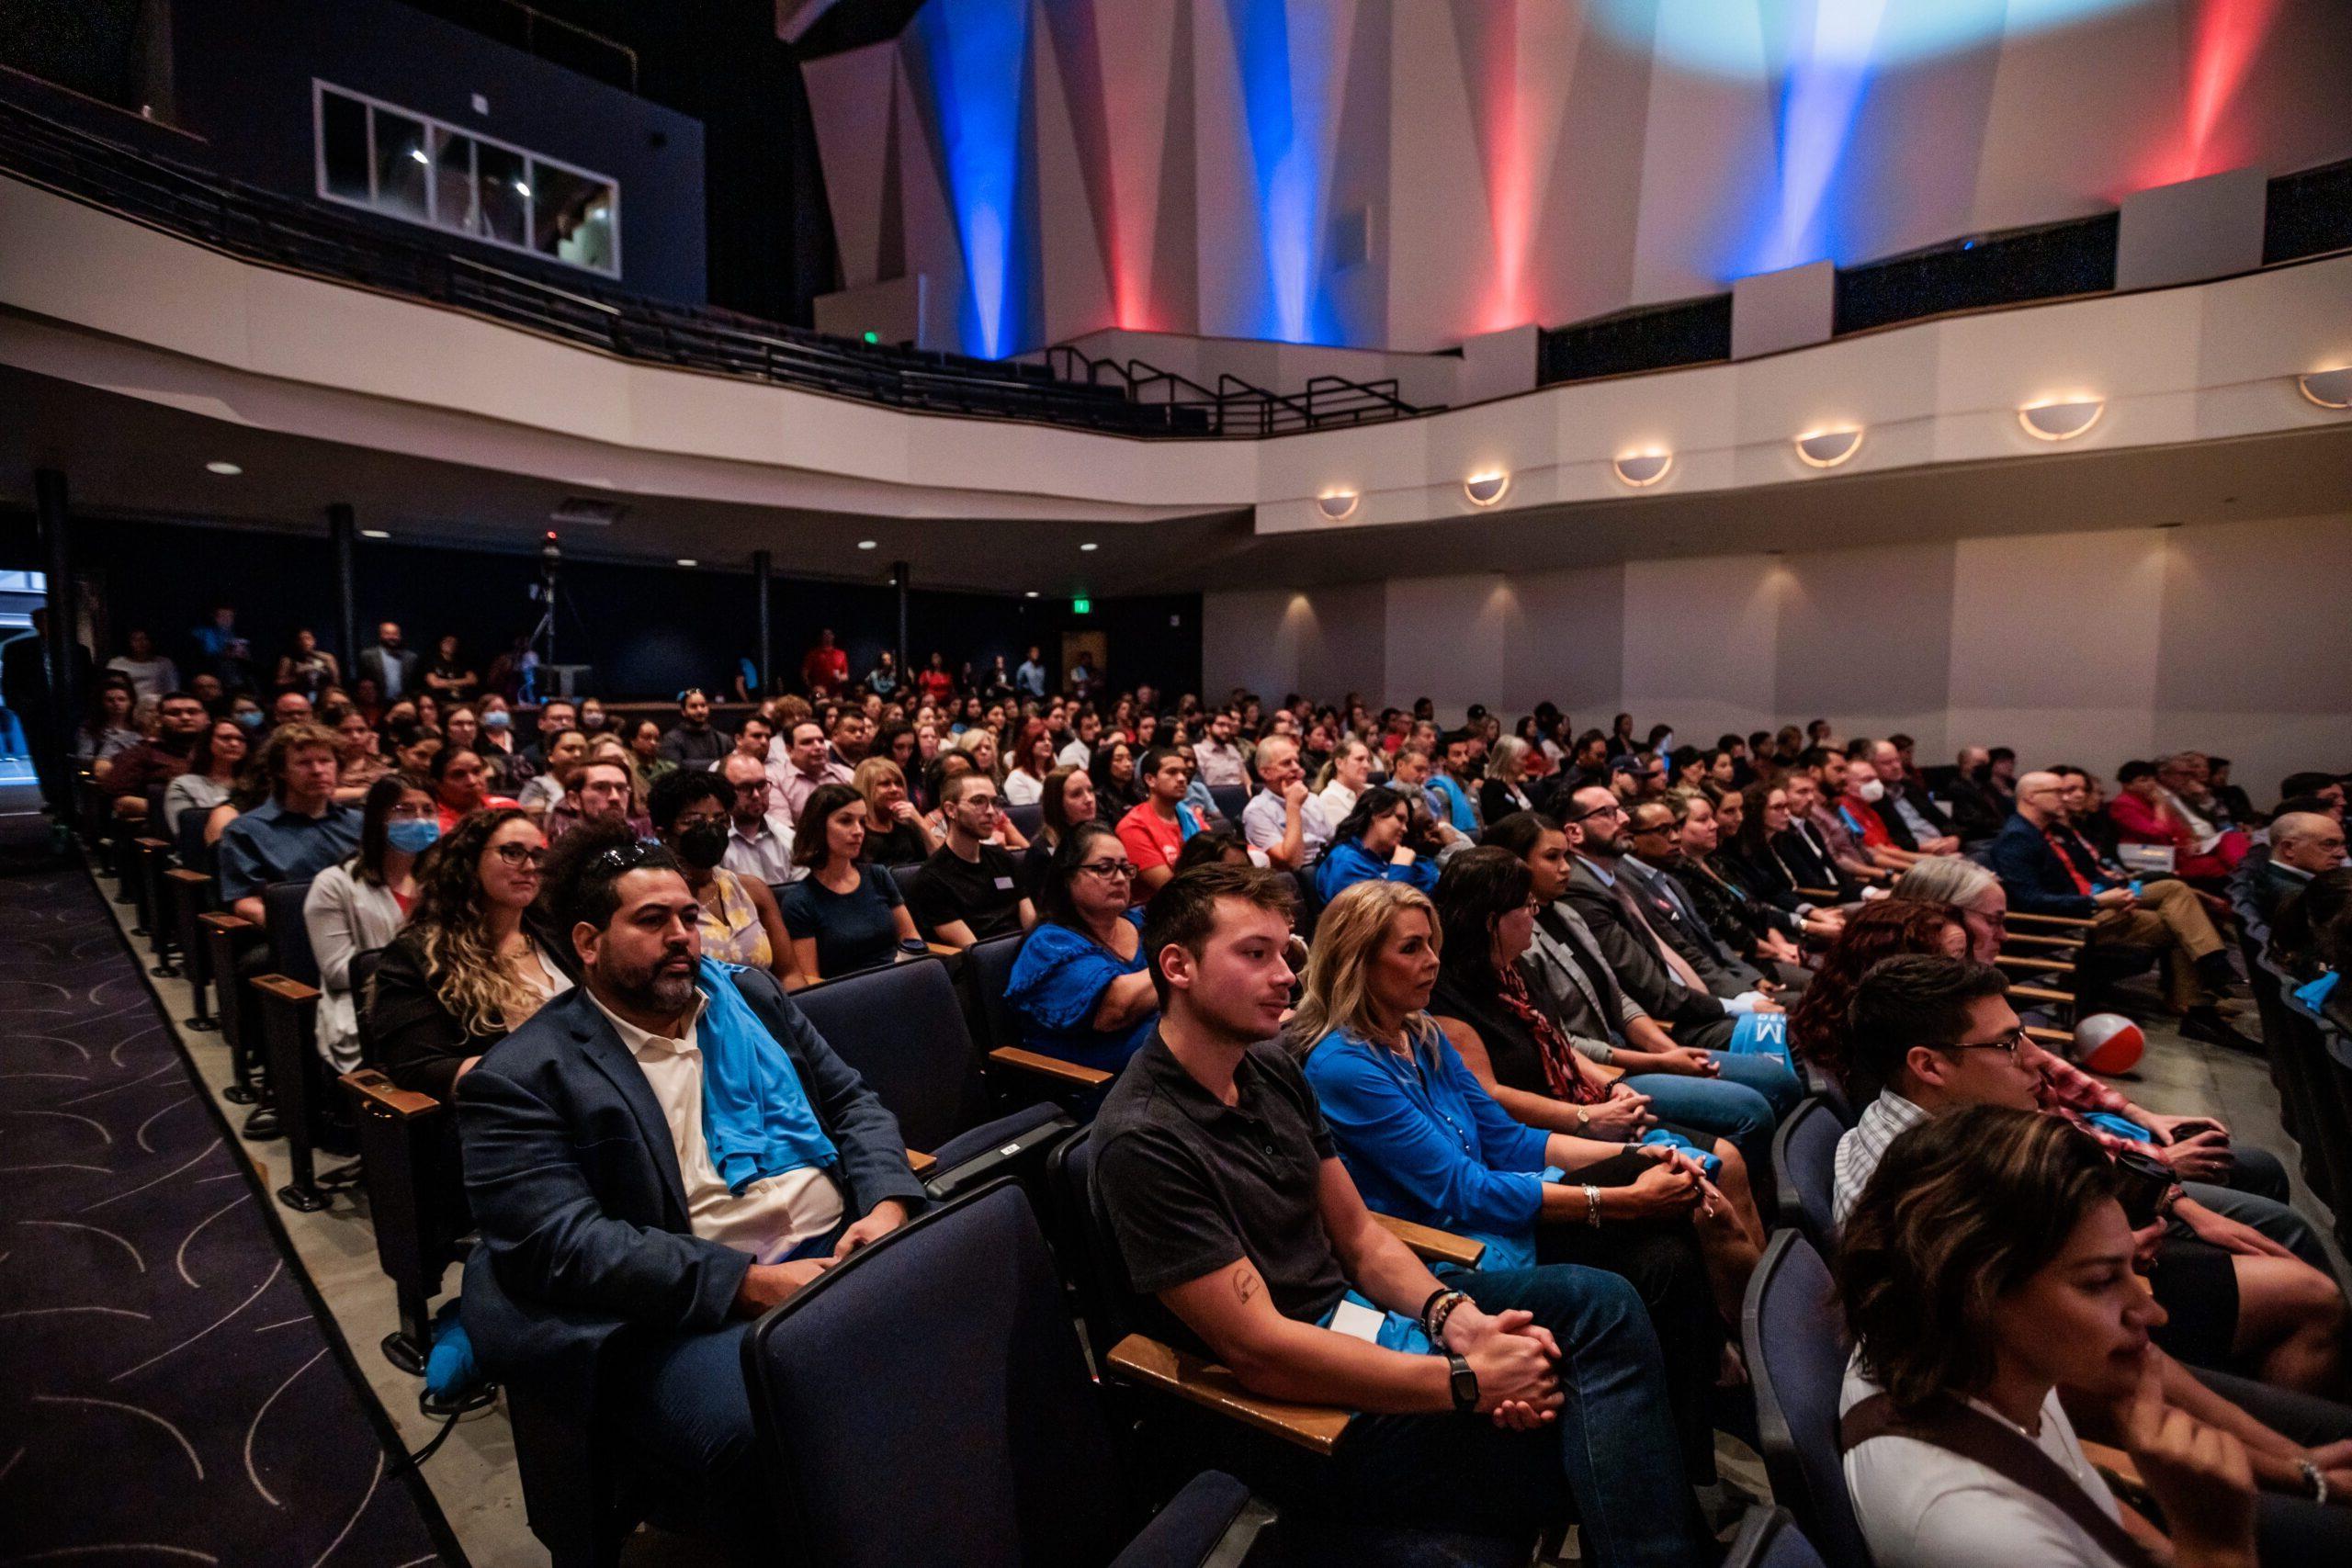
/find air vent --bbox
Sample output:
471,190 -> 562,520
549,496 -> 628,527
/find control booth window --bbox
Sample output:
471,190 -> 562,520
312,82 -> 619,277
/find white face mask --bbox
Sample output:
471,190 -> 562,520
1855,776 -> 1886,803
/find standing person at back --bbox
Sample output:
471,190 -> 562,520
660,688 -> 732,769
800,628 -> 848,698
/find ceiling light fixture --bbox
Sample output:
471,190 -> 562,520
1023,591 -> 1039,599
1611,450 -> 1672,488
2298,367 -> 2352,410
204,460 -> 243,476
1793,426 -> 1864,468
358,527 -> 390,539
856,539 -> 877,550
1316,489 -> 1360,521
675,558 -> 698,567
1080,541 -> 1100,552
2018,397 -> 2104,441
1463,471 -> 1510,507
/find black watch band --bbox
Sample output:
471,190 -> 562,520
1447,1352 -> 1479,1415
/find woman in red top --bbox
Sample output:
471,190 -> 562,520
2108,761 -> 2244,889
915,652 -> 956,705
428,745 -> 521,831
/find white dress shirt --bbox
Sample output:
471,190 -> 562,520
585,988 -> 843,1263
721,810 -> 801,886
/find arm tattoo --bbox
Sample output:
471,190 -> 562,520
1232,1266 -> 1260,1304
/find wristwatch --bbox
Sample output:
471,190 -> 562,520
1447,1352 -> 1479,1414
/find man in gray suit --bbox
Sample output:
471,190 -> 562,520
354,620 -> 421,703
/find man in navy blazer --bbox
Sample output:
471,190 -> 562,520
458,827 -> 927,1552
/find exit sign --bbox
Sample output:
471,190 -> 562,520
1072,597 -> 1091,615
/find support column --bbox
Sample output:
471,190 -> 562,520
327,503 -> 358,679
891,559 -> 910,684
752,548 -> 773,698
34,469 -> 74,743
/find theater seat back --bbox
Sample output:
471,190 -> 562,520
792,957 -> 978,1153
1208,784 -> 1250,822
964,931 -> 1028,1055
1772,1099 -> 1845,1251
742,1184 -> 1131,1568
1742,1232 -> 1871,1568
263,879 -> 320,985
1002,802 -> 1042,840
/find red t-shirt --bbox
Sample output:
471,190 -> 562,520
802,647 -> 849,692
916,670 -> 956,704
1116,801 -> 1185,882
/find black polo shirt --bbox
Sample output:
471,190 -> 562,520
1091,1031 -> 1349,1353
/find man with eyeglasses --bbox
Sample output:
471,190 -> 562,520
909,772 -> 1034,949
716,752 -> 799,886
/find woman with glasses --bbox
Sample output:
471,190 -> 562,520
1003,822 -> 1158,1071
164,716 -> 250,839
303,773 -> 433,1071
780,782 -> 920,983
368,807 -> 572,1100
648,769 -> 803,985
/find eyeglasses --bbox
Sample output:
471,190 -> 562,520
1077,859 -> 1138,881
1938,1025 -> 2027,1057
491,843 -> 551,870
1566,803 -> 1625,823
1630,823 -> 1673,839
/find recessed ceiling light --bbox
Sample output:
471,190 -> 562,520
358,528 -> 390,539
1080,542 -> 1099,552
675,558 -> 698,567
856,539 -> 877,550
1024,591 -> 1040,599
205,460 -> 242,476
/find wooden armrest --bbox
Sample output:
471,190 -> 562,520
252,975 -> 321,1005
1996,953 -> 2075,975
2008,911 -> 2098,930
2005,931 -> 2085,951
1794,886 -> 1840,900
2024,1026 -> 2074,1047
987,1046 -> 1113,1089
134,836 -> 170,852
907,1148 -> 938,1178
1369,1213 -> 1486,1269
198,910 -> 254,933
339,1067 -> 442,1120
2009,984 -> 2075,1006
924,942 -> 964,960
164,867 -> 209,886
1105,1335 -> 1351,1457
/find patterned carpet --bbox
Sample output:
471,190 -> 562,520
0,802 -> 463,1567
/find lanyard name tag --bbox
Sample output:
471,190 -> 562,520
1328,1298 -> 1385,1345
992,875 -> 1014,889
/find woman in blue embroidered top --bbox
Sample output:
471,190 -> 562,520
1288,877 -> 1740,1483
1003,822 -> 1159,1072
1315,786 -> 1438,907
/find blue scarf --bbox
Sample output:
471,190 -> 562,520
695,957 -> 839,1194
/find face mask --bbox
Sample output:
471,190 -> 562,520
1855,777 -> 1886,803
677,822 -> 729,869
482,711 -> 510,730
582,713 -> 605,730
234,711 -> 265,730
1656,733 -> 1674,753
385,818 -> 442,854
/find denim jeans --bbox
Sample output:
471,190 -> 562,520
1334,1263 -> 1710,1568
2186,1148 -> 2333,1276
1620,1049 -> 1801,1170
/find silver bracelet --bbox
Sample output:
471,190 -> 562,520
1582,1184 -> 1603,1228
2301,1458 -> 2329,1505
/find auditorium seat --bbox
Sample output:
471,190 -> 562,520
1742,1232 -> 1871,1568
741,1181 -> 1272,1568
1770,1098 -> 1845,1252
1002,801 -> 1043,840
961,930 -> 1114,1114
1208,784 -> 1250,822
1724,1506 -> 1830,1568
253,876 -> 350,1213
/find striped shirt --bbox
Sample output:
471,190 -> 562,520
1833,1089 -> 1928,1229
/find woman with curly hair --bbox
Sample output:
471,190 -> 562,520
1786,899 -> 1968,1098
368,807 -> 575,1100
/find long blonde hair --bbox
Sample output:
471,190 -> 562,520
1286,880 -> 1442,1055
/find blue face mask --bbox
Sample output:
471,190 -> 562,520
385,818 -> 442,854
482,711 -> 510,730
234,711 -> 265,730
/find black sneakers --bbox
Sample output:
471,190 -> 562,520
2180,1008 -> 2264,1055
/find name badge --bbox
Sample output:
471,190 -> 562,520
993,875 -> 1015,890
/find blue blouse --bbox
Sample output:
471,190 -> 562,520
1313,838 -> 1440,907
1003,913 -> 1158,1072
1300,1023 -> 1551,1271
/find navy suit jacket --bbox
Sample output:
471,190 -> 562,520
1984,813 -> 2099,919
456,967 -> 928,1385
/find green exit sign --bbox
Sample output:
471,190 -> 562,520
1072,597 -> 1091,615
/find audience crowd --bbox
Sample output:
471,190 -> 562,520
34,605 -> 2352,1568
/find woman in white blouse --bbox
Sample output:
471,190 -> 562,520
1839,1105 -> 2262,1568
302,774 -> 431,1072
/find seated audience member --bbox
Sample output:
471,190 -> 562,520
1192,706 -> 1249,788
2159,750 -> 2250,840
1838,1107 -> 2263,1568
2112,759 -> 2248,888
1315,736 -> 1375,824
1172,825 -> 1252,874
371,809 -> 571,1100
329,704 -> 392,803
1486,813 -> 1798,1165
1696,786 -> 1841,948
1726,777 -> 1857,916
1001,718 -> 1057,807
910,772 -> 1033,949
1241,734 -> 1333,875
1796,749 -> 1893,885
515,728 -> 588,818
216,723 -> 364,926
2249,812 -> 2348,930
1003,822 -> 1159,1072
1634,795 -> 1810,979
427,745 -> 520,832
658,688 -> 731,769
728,716 -> 775,775
1088,864 -> 1711,1562
618,717 -> 672,788
1941,745 -> 2010,843
107,627 -> 181,701
779,783 -> 919,982
1988,772 -> 2256,1051
767,717 -> 851,821
102,689 -> 209,819
163,716 -> 249,837
1858,737 -> 1961,855
424,634 -> 476,702
74,678 -> 141,776
304,773 -> 430,1071
1115,745 -> 1207,897
2205,756 -> 2257,827
547,753 -> 650,843
2269,871 -> 2352,991
1293,879 -> 1745,1487
1088,737 -> 1140,815
650,770 -> 801,987
851,756 -> 934,867
1480,737 -> 1540,824
521,700 -> 575,773
1022,761 -> 1097,899
1316,786 -> 1439,905
474,699 -> 528,787
1614,798 -> 1790,998
714,753 -> 797,886
455,829 -> 926,1560
1835,957 -> 2346,1394
1423,730 -> 1485,837
1386,742 -> 1470,855
2277,772 -> 2346,821
1057,710 -> 1102,770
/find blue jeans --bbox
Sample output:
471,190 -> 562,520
1334,1264 -> 1709,1568
1621,1050 -> 1801,1170
605,1321 -> 765,1562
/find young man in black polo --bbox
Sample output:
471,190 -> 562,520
910,771 -> 1033,949
1091,865 -> 1707,1566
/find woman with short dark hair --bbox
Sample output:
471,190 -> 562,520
1002,822 -> 1157,1071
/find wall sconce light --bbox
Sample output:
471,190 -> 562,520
1464,471 -> 1510,507
1794,427 -> 1863,468
1316,489 -> 1361,521
1611,451 -> 1672,488
2018,398 -> 2104,441
2299,367 -> 2352,410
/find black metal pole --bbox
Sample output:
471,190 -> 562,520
752,548 -> 773,697
327,503 -> 357,679
34,468 -> 74,747
891,559 -> 910,683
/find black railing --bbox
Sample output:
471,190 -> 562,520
1538,294 -> 1734,385
2266,155 -> 2352,266
1035,345 -> 1438,436
1834,211 -> 2118,336
0,97 -> 1429,438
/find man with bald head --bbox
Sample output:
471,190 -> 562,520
1987,770 -> 2254,1051
2245,811 -> 2348,931
1239,734 -> 1331,874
